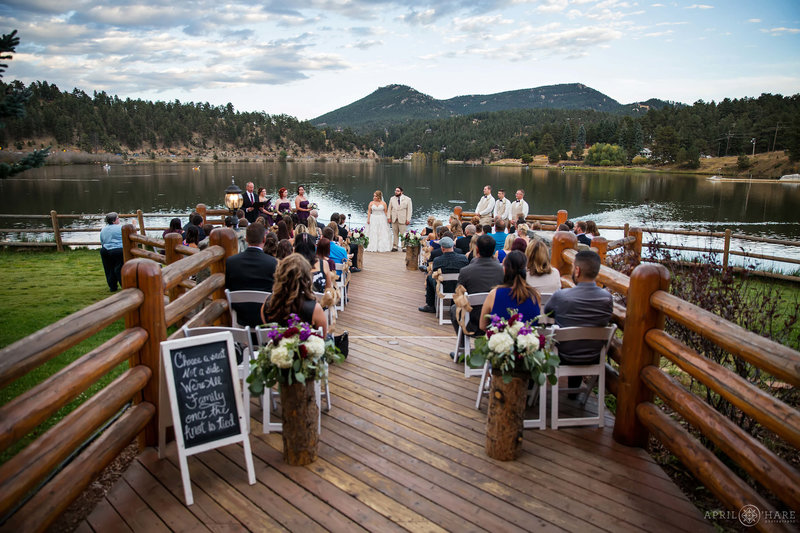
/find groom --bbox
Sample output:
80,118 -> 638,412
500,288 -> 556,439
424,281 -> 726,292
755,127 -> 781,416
387,186 -> 412,251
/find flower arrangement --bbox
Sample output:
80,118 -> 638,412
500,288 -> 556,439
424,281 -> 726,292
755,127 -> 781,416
247,314 -> 344,394
349,226 -> 369,248
308,202 -> 319,211
466,311 -> 559,385
401,229 -> 422,247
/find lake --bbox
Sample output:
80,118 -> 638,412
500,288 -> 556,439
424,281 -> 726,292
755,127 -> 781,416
1,161 -> 799,269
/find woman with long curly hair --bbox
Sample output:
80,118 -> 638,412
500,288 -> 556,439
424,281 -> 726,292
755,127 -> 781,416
261,254 -> 327,335
479,250 -> 541,331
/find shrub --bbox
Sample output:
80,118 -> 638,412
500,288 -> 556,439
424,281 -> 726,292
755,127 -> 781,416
737,154 -> 751,170
632,155 -> 649,165
520,153 -> 533,164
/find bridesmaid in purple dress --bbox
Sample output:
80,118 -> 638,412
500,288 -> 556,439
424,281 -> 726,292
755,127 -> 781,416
295,185 -> 311,225
276,187 -> 292,218
256,187 -> 275,226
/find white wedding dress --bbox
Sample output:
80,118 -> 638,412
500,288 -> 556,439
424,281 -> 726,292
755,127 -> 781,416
366,203 -> 393,252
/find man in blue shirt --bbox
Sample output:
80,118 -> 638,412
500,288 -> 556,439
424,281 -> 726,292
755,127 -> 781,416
322,227 -> 348,275
99,212 -> 124,291
490,218 -> 508,253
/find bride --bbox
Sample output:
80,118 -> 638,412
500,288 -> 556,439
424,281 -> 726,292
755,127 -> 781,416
365,190 -> 393,252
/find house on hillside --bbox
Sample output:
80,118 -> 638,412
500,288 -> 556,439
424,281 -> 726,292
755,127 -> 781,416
639,147 -> 653,159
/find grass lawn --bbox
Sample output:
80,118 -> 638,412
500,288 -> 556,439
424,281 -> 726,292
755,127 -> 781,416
0,248 -> 129,462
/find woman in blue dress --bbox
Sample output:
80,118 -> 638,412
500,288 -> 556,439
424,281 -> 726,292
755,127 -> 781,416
479,250 -> 541,331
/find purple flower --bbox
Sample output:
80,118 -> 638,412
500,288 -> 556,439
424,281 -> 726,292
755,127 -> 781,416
287,313 -> 301,327
267,328 -> 283,343
299,324 -> 312,341
519,325 -> 532,336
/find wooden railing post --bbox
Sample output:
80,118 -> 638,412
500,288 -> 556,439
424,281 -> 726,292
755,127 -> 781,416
137,209 -> 146,236
613,263 -> 670,447
164,233 -> 184,303
122,259 -> 166,448
592,236 -> 608,265
121,224 -> 136,264
210,228 -> 238,326
50,210 -> 63,252
453,206 -> 462,221
551,230 -> 578,277
629,227 -> 643,266
623,223 -> 629,238
722,228 -> 731,270
556,209 -> 568,227
196,204 -> 207,224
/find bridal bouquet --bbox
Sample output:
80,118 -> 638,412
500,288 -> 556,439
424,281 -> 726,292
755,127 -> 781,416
247,314 -> 344,394
466,311 -> 559,385
350,226 -> 369,248
401,229 -> 422,247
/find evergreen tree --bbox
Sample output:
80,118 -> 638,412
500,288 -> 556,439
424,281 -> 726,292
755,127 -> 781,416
576,124 -> 586,151
540,133 -> 556,156
0,31 -> 49,178
561,122 -> 573,150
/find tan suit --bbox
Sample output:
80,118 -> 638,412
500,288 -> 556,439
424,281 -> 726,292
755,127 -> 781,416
510,199 -> 529,221
475,195 -> 495,226
387,194 -> 413,250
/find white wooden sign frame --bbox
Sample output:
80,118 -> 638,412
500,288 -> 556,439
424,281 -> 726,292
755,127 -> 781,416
159,332 -> 256,505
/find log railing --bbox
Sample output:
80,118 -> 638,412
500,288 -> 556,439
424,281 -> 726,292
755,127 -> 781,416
0,227 -> 238,531
0,204 -> 229,251
550,231 -> 800,531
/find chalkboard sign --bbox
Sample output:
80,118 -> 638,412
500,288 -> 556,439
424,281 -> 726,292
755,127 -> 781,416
160,332 -> 255,505
168,339 -> 240,448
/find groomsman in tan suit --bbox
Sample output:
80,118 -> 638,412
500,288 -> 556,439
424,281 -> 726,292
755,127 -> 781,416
387,186 -> 413,251
493,188 -> 512,222
475,185 -> 495,226
510,188 -> 530,223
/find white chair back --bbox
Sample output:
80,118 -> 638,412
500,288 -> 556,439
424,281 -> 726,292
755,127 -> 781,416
225,289 -> 271,328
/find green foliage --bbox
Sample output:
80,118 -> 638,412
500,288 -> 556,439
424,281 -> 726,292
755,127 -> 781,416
584,143 -> 626,166
0,30 -> 49,178
632,155 -> 649,165
539,133 -> 555,156
653,125 -> 679,162
737,154 -> 751,169
547,148 -> 561,164
279,149 -> 288,161
520,153 -> 533,164
0,249 -> 128,461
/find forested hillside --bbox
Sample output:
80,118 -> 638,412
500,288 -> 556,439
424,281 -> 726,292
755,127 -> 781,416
0,80 -> 370,157
1,80 -> 798,167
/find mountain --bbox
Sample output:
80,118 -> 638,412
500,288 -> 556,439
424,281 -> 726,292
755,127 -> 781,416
311,83 -> 671,131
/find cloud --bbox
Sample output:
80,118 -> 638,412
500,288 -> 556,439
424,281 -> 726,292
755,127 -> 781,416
762,27 -> 800,36
398,8 -> 437,25
535,0 -> 568,13
685,4 -> 713,9
452,14 -> 513,33
346,39 -> 384,49
747,18 -> 761,23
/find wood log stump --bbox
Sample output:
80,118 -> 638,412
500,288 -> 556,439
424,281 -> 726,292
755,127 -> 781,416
279,381 -> 319,465
356,244 -> 364,269
485,371 -> 528,461
405,246 -> 420,271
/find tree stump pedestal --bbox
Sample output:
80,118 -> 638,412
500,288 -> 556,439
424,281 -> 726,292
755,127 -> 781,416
405,246 -> 420,271
356,244 -> 364,269
485,371 -> 529,461
279,381 -> 319,465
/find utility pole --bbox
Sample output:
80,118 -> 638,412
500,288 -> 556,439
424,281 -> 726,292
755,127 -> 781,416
772,123 -> 780,152
725,131 -> 733,157
751,138 -> 756,157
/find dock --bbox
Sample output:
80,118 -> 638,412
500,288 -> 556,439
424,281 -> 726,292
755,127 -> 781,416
79,251 -> 708,532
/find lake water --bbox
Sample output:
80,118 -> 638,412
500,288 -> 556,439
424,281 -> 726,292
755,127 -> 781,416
1,161 -> 799,270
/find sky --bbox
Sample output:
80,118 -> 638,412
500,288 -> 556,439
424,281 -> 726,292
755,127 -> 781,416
2,0 -> 799,121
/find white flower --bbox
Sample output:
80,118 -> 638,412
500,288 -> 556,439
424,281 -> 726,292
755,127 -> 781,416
270,345 -> 293,368
507,321 -> 523,335
305,335 -> 326,358
487,331 -> 514,354
516,331 -> 540,353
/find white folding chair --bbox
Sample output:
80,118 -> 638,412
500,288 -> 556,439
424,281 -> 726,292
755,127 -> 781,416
537,293 -> 555,325
434,272 -> 460,325
333,262 -> 348,311
255,326 -> 330,435
225,289 -> 271,328
550,324 -> 617,429
181,325 -> 260,433
313,291 -> 336,330
453,291 -> 489,377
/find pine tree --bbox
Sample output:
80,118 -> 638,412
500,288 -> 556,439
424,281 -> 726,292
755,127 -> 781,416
0,30 -> 49,178
576,124 -> 586,151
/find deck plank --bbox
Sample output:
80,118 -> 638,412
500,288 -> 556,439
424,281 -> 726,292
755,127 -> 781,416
78,250 -> 708,532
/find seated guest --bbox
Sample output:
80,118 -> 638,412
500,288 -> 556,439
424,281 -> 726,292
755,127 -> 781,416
479,250 -> 542,331
565,220 -> 575,232
238,217 -> 249,230
429,225 -> 446,251
263,232 -> 279,257
294,233 -> 335,293
516,223 -> 530,244
449,234 -> 504,342
225,223 -> 278,327
316,237 -> 336,276
310,209 -> 326,232
163,218 -> 183,239
418,237 -> 469,313
490,218 -> 508,253
282,214 -> 295,237
224,215 -> 247,252
100,212 -> 124,292
261,254 -> 327,336
455,224 -> 475,255
575,221 -> 592,245
187,213 -> 206,241
330,214 -> 361,272
482,224 -> 492,238
276,220 -> 291,242
586,220 -> 600,238
421,216 -> 436,238
184,225 -> 200,248
525,240 -> 562,294
322,227 -> 348,275
557,223 -> 570,232
448,215 -> 463,237
429,230 -> 455,264
544,250 -> 613,391
464,215 -> 480,234
183,211 -> 199,234
497,233 -> 516,263
307,216 -> 319,241
276,239 -> 293,260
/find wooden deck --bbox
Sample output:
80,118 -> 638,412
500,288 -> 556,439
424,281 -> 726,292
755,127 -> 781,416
78,251 -> 709,532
